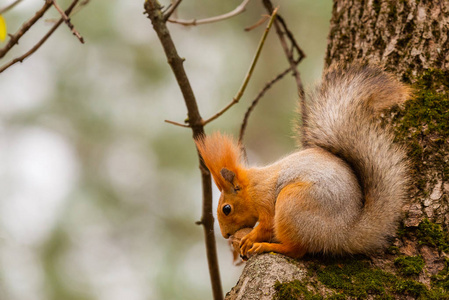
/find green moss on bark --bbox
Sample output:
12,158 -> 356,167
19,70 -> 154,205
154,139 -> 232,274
273,280 -> 321,300
316,260 -> 394,297
391,69 -> 449,193
395,219 -> 449,255
416,219 -> 449,252
273,257 -> 449,299
394,256 -> 425,276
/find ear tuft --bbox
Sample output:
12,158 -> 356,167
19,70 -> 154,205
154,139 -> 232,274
194,132 -> 247,191
220,168 -> 235,184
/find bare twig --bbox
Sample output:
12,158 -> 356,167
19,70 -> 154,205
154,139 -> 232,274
51,0 -> 84,43
277,15 -> 306,61
51,0 -> 70,21
69,0 -> 89,16
0,0 -> 81,73
202,7 -> 278,126
168,0 -> 251,26
165,119 -> 190,128
0,0 -> 24,14
262,0 -> 306,144
273,19 -> 305,95
244,14 -> 270,31
239,64 -> 296,143
264,5 -> 305,98
0,0 -> 53,59
163,0 -> 182,21
144,1 -> 223,299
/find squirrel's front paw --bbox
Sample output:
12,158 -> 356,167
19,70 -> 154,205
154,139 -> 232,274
247,243 -> 267,257
239,235 -> 254,257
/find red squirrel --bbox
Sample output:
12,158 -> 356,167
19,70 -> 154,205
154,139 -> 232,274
195,65 -> 410,259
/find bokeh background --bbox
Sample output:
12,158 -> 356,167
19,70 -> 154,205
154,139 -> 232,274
0,1 -> 331,299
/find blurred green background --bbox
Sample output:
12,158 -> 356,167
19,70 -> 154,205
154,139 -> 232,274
0,0 -> 331,299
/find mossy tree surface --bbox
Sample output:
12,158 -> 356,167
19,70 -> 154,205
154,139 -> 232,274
226,1 -> 449,299
326,0 -> 449,295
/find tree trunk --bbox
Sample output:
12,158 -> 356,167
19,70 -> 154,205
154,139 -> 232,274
225,1 -> 449,299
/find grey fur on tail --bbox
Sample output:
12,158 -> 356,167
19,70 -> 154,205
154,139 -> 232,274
303,65 -> 410,253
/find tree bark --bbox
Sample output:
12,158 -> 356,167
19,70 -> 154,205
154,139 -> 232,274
226,1 -> 449,299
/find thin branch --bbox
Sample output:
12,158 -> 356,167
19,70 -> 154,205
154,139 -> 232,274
51,0 -> 84,43
165,119 -> 190,128
168,0 -> 251,26
144,1 -> 223,299
0,0 -> 81,73
262,0 -> 307,144
273,20 -> 305,94
163,0 -> 182,22
244,14 -> 270,32
277,15 -> 306,60
69,0 -> 90,16
202,7 -> 278,126
239,64 -> 296,144
51,0 -> 70,21
0,0 -> 24,14
0,0 -> 53,59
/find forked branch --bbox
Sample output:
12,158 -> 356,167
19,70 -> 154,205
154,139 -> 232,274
0,0 -> 53,59
239,63 -> 297,144
262,0 -> 307,143
163,0 -> 182,21
51,0 -> 84,43
201,7 -> 278,126
0,0 -> 81,73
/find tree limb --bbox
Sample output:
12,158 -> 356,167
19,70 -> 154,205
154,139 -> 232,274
144,1 -> 223,299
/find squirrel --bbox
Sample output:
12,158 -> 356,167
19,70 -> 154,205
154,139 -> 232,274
195,65 -> 410,259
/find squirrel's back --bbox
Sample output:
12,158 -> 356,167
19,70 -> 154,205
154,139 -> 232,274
302,65 -> 410,254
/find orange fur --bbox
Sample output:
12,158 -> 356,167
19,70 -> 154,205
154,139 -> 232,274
195,132 -> 248,191
193,65 -> 410,260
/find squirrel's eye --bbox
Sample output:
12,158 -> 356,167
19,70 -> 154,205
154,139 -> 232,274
222,204 -> 231,216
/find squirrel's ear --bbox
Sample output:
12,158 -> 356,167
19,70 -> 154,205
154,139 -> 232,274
220,168 -> 241,192
220,168 -> 235,183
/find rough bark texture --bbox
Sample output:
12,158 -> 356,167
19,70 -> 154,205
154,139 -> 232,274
226,254 -> 308,300
226,1 -> 449,299
326,0 -> 449,79
326,0 -> 449,229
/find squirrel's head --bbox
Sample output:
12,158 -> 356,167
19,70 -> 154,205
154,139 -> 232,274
216,168 -> 258,239
195,132 -> 258,239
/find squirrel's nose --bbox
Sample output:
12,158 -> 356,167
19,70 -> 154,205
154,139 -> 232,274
220,228 -> 231,239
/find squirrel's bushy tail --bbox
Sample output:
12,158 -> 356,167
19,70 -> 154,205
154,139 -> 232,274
303,65 -> 410,254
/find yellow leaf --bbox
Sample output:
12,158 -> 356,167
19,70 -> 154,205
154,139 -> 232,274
0,14 -> 7,41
